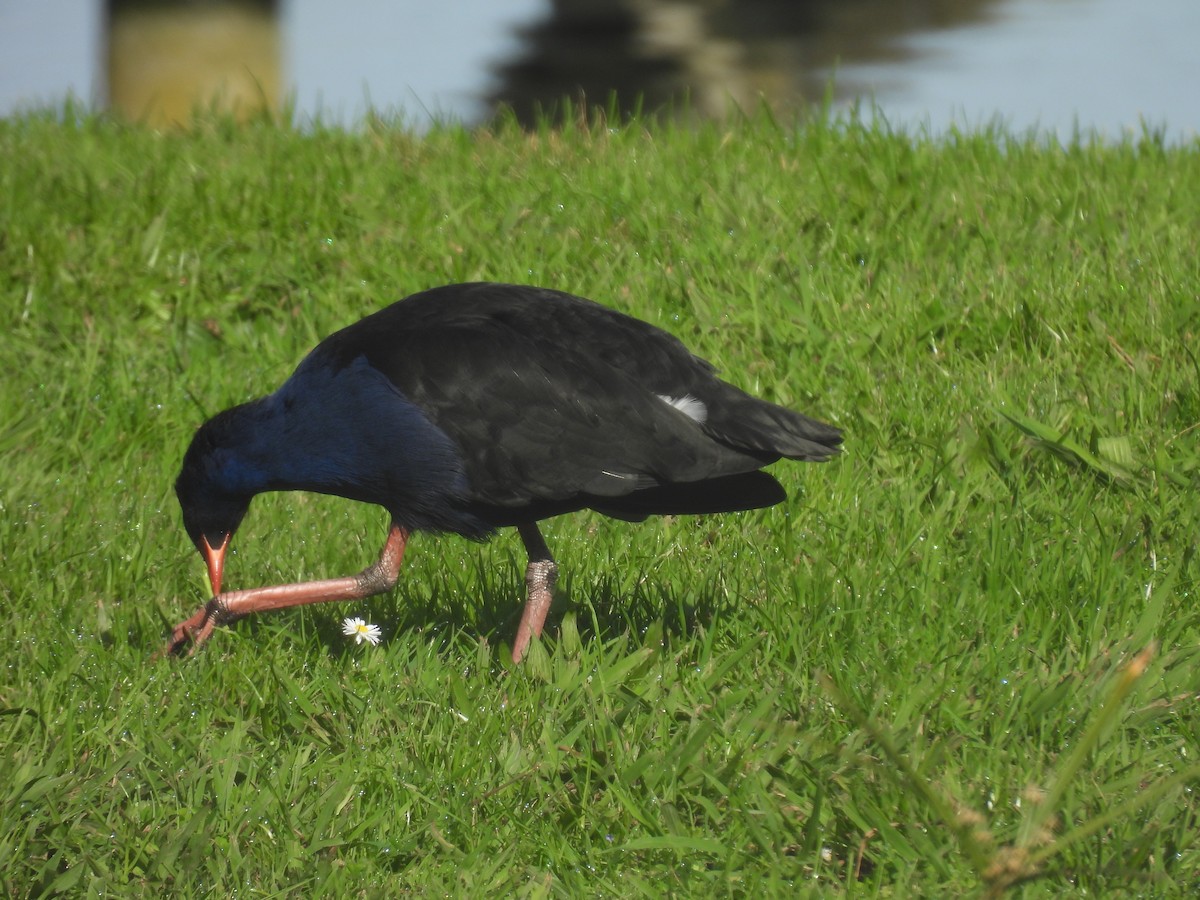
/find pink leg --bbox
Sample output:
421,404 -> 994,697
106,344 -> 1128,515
512,523 -> 558,664
160,524 -> 409,657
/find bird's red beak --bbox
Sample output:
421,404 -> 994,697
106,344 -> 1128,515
199,533 -> 231,597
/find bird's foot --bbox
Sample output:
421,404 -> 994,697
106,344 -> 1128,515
157,596 -> 232,659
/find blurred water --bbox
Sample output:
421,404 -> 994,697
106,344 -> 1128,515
0,0 -> 1197,142
829,0 -> 1200,143
286,0 -> 544,125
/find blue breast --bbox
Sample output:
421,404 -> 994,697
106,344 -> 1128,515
229,354 -> 485,535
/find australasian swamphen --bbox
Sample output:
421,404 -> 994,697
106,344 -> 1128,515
166,282 -> 842,661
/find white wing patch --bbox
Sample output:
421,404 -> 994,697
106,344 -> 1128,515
656,393 -> 708,424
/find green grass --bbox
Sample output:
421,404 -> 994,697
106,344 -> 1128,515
2,105 -> 1199,896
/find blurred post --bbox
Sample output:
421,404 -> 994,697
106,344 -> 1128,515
106,0 -> 281,125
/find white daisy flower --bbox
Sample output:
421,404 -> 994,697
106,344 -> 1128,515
342,616 -> 382,646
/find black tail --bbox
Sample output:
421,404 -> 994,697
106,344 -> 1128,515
704,387 -> 842,462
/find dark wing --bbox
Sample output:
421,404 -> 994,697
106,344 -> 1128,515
430,283 -> 843,464
392,328 -> 772,504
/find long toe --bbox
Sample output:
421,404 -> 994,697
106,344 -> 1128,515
160,601 -> 219,657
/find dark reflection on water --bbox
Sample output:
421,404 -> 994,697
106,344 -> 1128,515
487,0 -> 1004,125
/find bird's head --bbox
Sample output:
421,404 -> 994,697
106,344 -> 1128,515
175,407 -> 259,597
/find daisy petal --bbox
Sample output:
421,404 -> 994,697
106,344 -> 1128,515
342,616 -> 382,646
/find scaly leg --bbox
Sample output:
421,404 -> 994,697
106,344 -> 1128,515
160,524 -> 409,657
511,522 -> 558,663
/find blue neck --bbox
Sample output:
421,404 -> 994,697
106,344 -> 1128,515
203,355 -> 480,534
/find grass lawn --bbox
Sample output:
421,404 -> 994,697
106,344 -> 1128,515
1,106 -> 1199,896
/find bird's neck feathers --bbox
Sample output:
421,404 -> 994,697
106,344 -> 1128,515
194,356 -> 474,528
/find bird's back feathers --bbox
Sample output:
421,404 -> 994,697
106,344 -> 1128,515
306,283 -> 841,524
